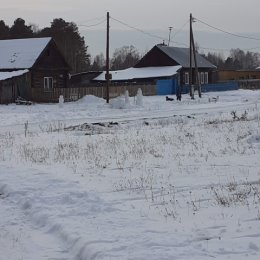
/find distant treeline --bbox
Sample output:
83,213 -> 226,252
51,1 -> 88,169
202,48 -> 260,70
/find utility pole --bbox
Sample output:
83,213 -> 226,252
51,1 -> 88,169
191,31 -> 201,98
168,26 -> 173,46
189,14 -> 193,98
106,12 -> 110,103
189,13 -> 201,98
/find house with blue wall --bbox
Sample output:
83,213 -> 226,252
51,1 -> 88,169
134,44 -> 217,95
93,44 -> 239,96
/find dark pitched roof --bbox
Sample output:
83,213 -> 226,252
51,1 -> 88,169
156,44 -> 216,69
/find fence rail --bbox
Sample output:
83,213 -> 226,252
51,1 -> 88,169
238,80 -> 260,90
31,84 -> 156,103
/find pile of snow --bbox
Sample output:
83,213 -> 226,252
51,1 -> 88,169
110,89 -> 143,109
136,88 -> 143,106
76,95 -> 106,105
110,95 -> 127,109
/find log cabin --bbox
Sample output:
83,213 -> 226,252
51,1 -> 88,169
0,37 -> 70,104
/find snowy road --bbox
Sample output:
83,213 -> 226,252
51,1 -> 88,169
0,90 -> 259,135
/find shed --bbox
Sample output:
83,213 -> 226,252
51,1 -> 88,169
0,70 -> 29,104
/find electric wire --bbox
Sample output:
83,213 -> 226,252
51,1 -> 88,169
77,16 -> 106,24
110,16 -> 188,47
78,18 -> 106,28
172,20 -> 189,37
195,17 -> 260,41
110,16 -> 259,52
76,15 -> 260,54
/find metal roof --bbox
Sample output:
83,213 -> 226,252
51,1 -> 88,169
93,65 -> 181,81
0,37 -> 51,70
156,45 -> 216,69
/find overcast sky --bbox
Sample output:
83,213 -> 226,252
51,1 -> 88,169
1,0 -> 260,57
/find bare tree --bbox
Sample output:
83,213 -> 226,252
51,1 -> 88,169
111,45 -> 140,70
91,53 -> 106,71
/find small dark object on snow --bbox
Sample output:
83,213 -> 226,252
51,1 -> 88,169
144,121 -> 149,126
176,94 -> 182,101
93,122 -> 106,127
108,122 -> 118,125
208,96 -> 219,103
15,96 -> 32,105
166,96 -> 174,101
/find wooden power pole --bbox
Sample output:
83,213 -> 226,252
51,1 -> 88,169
189,13 -> 201,99
189,14 -> 193,98
106,12 -> 110,103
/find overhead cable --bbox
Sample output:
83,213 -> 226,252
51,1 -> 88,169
110,16 -> 188,47
78,19 -> 106,28
195,17 -> 260,41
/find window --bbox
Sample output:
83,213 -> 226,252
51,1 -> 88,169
184,72 -> 189,85
200,72 -> 204,84
44,77 -> 53,91
205,72 -> 209,84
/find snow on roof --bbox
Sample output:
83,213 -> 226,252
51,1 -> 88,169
93,65 -> 182,81
0,37 -> 51,69
0,69 -> 29,81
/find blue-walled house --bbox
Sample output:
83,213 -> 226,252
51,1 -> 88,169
92,44 -> 235,96
134,44 -> 217,95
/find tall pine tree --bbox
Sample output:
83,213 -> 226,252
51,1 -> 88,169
9,18 -> 33,39
39,18 -> 90,73
0,20 -> 10,39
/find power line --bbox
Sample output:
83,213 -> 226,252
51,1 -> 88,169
77,16 -> 106,24
110,16 -> 260,53
199,46 -> 260,52
172,20 -> 189,37
110,16 -> 167,41
81,15 -> 260,54
110,16 -> 188,47
78,19 -> 106,28
195,17 -> 260,41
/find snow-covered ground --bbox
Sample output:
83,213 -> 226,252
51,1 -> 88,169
0,90 -> 260,260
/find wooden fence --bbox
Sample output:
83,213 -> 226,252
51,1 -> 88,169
0,83 -> 17,104
31,84 -> 156,103
238,80 -> 260,90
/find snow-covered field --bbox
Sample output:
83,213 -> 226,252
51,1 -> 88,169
0,90 -> 260,260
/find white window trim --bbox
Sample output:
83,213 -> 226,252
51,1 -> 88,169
184,72 -> 189,85
44,77 -> 53,92
205,72 -> 209,84
200,72 -> 205,84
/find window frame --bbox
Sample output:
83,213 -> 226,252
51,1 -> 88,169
204,72 -> 209,84
200,72 -> 205,84
44,77 -> 54,92
184,72 -> 189,85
